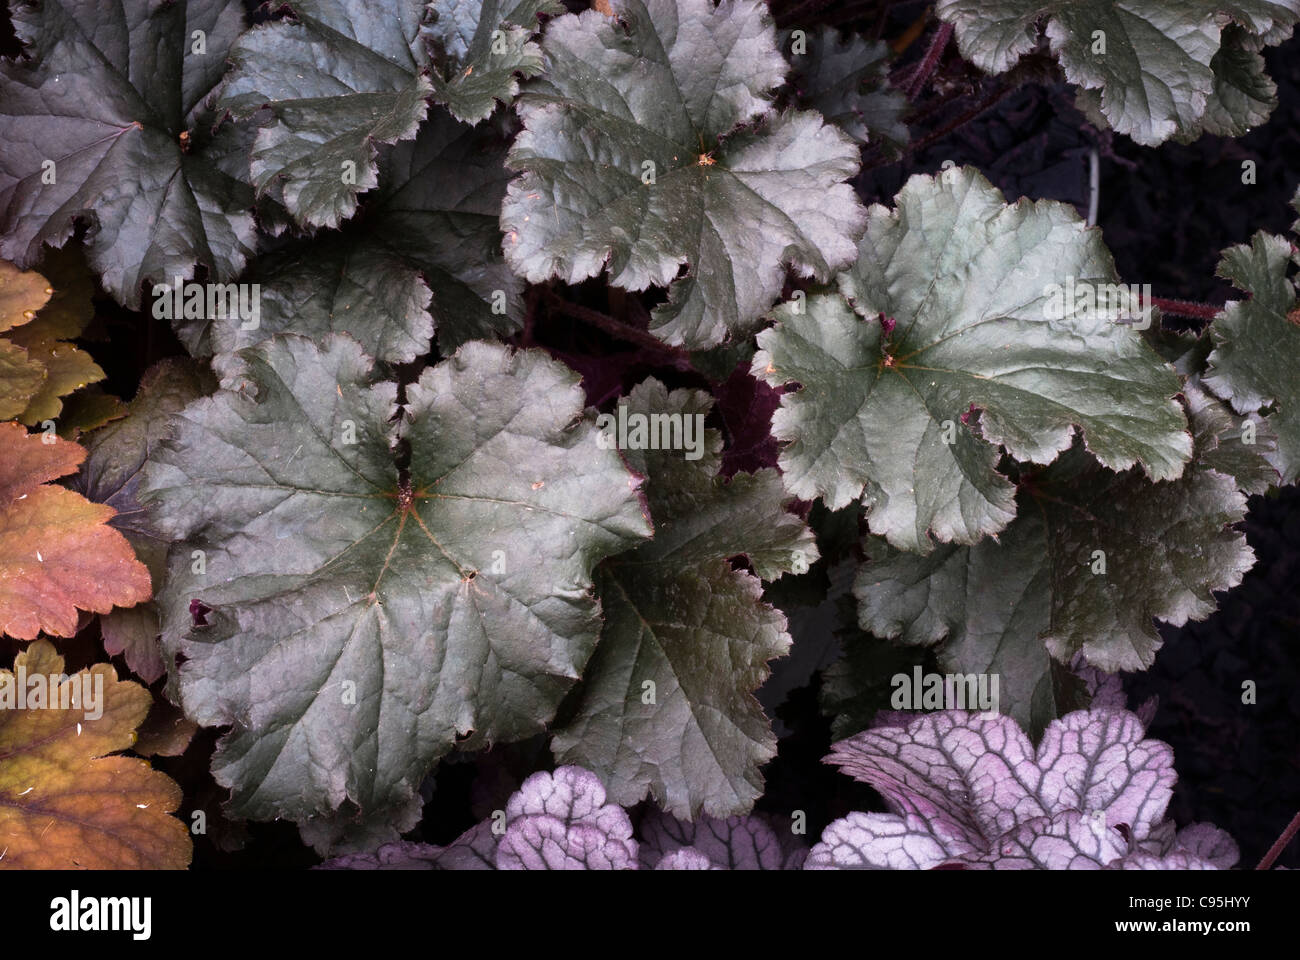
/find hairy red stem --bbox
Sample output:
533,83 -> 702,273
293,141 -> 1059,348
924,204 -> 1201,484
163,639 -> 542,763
905,22 -> 953,99
1143,294 -> 1222,322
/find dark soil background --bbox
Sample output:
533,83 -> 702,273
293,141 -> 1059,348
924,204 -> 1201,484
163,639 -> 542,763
2,0 -> 1296,869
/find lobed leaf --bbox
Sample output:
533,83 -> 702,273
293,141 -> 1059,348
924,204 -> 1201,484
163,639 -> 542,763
935,0 -> 1300,145
501,0 -> 867,349
551,379 -> 816,818
755,166 -> 1191,552
318,820 -> 499,870
0,640 -> 191,868
321,765 -> 637,869
1202,231 -> 1300,482
0,422 -> 151,639
426,0 -> 562,124
139,334 -> 651,844
216,0 -> 434,229
176,110 -> 522,361
0,253 -> 104,425
0,0 -> 257,307
71,358 -> 215,681
637,807 -> 804,868
497,765 -> 638,869
783,25 -> 909,154
809,708 -> 1230,869
856,386 -> 1261,727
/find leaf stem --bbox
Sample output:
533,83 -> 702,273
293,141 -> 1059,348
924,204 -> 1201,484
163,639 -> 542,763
539,287 -> 691,365
1142,295 -> 1222,322
1257,809 -> 1300,869
904,22 -> 952,99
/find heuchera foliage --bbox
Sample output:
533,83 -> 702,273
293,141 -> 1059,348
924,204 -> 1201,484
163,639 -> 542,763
0,0 -> 1297,870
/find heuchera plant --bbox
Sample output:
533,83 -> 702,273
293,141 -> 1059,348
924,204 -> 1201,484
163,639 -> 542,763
808,708 -> 1237,870
0,0 -> 1298,870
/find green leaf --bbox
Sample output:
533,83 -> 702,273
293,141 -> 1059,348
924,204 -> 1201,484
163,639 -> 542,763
501,0 -> 867,349
1203,231 -> 1300,483
935,0 -> 1300,145
753,166 -> 1191,553
139,335 -> 651,839
1197,24 -> 1278,138
173,110 -> 522,361
427,0 -> 562,124
52,387 -> 128,440
551,379 -> 816,818
783,25 -> 909,155
819,626 -> 934,741
1185,377 -> 1278,494
856,385 -> 1263,727
0,0 -> 257,308
216,0 -> 435,229
71,358 -> 216,682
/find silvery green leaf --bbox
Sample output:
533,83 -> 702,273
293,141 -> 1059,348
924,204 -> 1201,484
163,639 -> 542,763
551,379 -> 816,818
935,0 -> 1300,145
783,25 -> 909,154
1203,231 -> 1300,483
856,424 -> 1255,720
217,0 -> 435,228
0,0 -> 257,307
1195,25 -> 1278,138
175,110 -> 522,361
501,0 -> 867,349
426,0 -> 562,124
72,359 -> 216,682
754,166 -> 1190,552
139,335 -> 651,841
